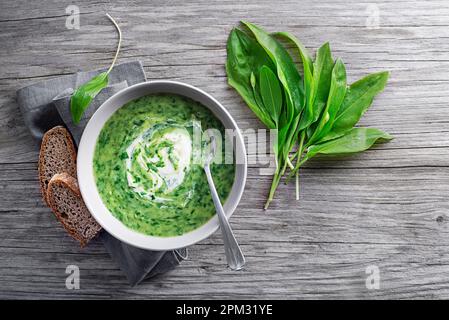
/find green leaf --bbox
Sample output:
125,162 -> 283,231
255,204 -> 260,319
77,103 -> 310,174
70,72 -> 109,124
274,124 -> 288,160
275,32 -> 313,75
69,14 -> 122,124
275,113 -> 301,160
308,58 -> 347,145
259,65 -> 283,125
275,32 -> 313,111
242,21 -> 304,123
249,71 -> 268,122
324,71 -> 389,141
299,42 -> 334,130
306,127 -> 392,160
278,89 -> 291,127
226,28 -> 276,129
282,113 -> 301,156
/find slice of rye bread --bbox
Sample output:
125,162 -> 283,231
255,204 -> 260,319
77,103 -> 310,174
47,173 -> 102,247
38,126 -> 77,206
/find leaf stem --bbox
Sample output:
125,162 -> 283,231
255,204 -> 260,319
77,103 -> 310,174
105,13 -> 122,75
264,160 -> 287,209
285,130 -> 305,185
286,157 -> 307,183
286,157 -> 295,170
288,152 -> 297,163
295,171 -> 300,200
295,130 -> 306,161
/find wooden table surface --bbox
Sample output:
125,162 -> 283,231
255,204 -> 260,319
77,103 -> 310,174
2,0 -> 449,299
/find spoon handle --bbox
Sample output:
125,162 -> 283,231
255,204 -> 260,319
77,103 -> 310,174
204,164 -> 245,270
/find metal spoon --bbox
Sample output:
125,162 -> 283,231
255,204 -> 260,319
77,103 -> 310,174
203,136 -> 245,270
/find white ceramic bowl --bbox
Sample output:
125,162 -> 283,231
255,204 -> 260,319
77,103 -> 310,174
77,81 -> 247,250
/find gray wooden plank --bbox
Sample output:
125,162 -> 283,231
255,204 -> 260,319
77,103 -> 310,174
1,0 -> 449,299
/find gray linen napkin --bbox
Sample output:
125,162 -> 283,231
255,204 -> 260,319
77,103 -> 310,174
17,61 -> 187,286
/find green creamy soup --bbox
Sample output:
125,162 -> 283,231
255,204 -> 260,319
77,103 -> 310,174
93,94 -> 235,237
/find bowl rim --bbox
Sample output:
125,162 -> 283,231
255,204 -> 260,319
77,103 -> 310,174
77,80 -> 247,250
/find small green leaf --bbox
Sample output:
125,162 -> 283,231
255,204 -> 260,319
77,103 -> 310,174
299,42 -> 334,130
274,124 -> 288,158
69,14 -> 122,124
306,127 -> 392,160
308,58 -> 347,145
278,93 -> 289,128
281,112 -> 301,157
275,32 -> 313,75
259,65 -> 283,125
324,71 -> 389,141
276,113 -> 300,159
250,71 -> 271,124
70,72 -> 109,124
275,32 -> 313,117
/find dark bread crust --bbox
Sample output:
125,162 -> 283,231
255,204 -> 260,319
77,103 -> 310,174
47,173 -> 102,247
38,126 -> 77,206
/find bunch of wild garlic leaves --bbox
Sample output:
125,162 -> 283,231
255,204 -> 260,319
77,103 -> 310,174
226,22 -> 392,209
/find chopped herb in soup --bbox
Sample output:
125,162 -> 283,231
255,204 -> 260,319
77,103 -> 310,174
93,94 -> 235,237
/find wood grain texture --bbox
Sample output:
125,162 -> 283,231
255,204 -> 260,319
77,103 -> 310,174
1,0 -> 449,299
